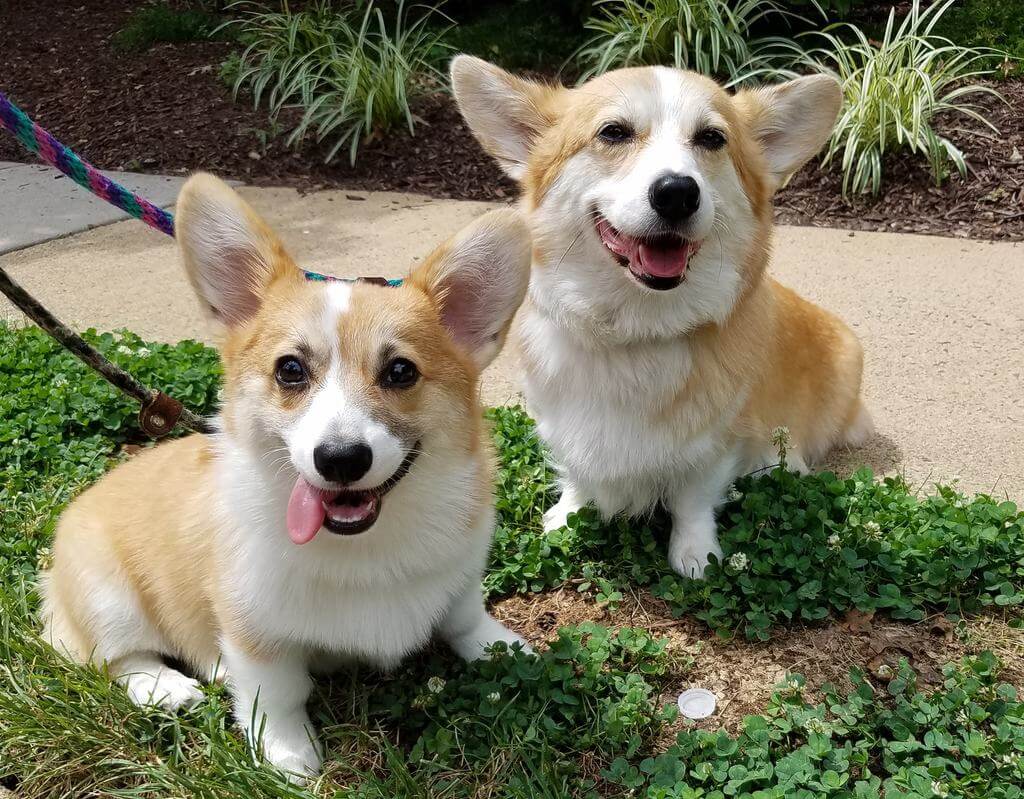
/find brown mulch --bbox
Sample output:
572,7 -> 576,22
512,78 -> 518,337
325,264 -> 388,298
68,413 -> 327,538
493,586 -> 1023,737
0,1 -> 1020,239
0,0 -> 515,199
776,79 -> 1024,241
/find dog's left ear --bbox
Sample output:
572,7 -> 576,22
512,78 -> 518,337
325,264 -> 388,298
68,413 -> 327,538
735,75 -> 842,192
410,209 -> 532,370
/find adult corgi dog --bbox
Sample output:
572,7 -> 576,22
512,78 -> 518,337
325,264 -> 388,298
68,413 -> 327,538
451,56 -> 871,579
41,174 -> 531,778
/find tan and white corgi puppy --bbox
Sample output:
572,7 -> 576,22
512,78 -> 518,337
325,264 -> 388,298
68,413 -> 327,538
451,57 -> 872,579
41,173 -> 531,778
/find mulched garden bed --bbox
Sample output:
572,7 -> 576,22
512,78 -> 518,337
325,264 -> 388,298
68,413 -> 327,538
1,0 -> 1021,240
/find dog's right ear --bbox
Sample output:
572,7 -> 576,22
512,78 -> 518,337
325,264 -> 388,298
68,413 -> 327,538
175,173 -> 297,328
450,55 -> 558,182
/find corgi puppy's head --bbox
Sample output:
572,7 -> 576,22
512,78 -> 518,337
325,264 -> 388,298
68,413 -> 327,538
175,174 -> 530,544
451,57 -> 840,337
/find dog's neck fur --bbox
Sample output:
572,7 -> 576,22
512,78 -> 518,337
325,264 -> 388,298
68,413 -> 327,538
523,225 -> 772,352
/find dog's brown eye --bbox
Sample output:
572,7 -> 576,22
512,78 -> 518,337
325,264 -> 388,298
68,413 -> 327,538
598,122 -> 633,143
694,128 -> 726,150
382,357 -> 418,389
275,356 -> 307,387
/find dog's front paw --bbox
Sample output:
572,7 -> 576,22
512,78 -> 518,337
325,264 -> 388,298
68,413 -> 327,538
543,494 -> 579,532
668,527 -> 722,580
124,668 -> 205,711
449,615 -> 533,661
261,732 -> 323,783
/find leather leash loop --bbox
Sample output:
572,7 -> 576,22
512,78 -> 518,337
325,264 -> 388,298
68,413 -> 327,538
139,391 -> 185,439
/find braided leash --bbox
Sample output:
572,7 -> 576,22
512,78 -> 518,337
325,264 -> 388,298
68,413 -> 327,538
0,90 -> 209,436
0,91 -> 402,437
0,91 -> 175,237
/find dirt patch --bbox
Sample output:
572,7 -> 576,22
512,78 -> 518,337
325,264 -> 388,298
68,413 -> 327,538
0,1 -> 1020,240
493,587 -> 1018,737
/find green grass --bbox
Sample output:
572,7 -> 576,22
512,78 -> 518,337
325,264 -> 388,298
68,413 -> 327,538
113,1 -> 225,53
2,321 -> 1024,797
935,0 -> 1024,75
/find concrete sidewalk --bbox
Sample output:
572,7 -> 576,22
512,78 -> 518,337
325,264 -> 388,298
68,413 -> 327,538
0,162 -> 190,254
2,186 -> 1022,499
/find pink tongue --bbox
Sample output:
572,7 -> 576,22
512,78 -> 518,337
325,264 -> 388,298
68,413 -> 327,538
597,219 -> 691,279
637,242 -> 690,278
286,477 -> 327,545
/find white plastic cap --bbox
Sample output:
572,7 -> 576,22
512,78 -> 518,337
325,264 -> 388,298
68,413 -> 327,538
677,688 -> 717,719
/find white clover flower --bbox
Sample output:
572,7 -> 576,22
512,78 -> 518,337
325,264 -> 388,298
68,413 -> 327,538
137,347 -> 151,357
864,521 -> 882,540
53,375 -> 69,388
827,534 -> 841,551
728,552 -> 749,571
1006,521 -> 1015,528
1000,753 -> 1020,766
931,781 -> 949,798
36,546 -> 53,571
727,486 -> 743,502
787,678 -> 802,692
116,345 -> 133,356
804,717 -> 832,735
486,691 -> 501,703
426,676 -> 445,694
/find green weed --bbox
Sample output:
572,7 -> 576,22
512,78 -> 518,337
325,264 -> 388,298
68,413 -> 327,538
769,0 -> 1008,196
574,0 -> 796,83
113,2 -> 224,53
224,0 -> 450,165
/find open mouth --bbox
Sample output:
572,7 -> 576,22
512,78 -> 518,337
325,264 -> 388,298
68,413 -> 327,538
595,215 -> 701,291
285,445 -> 421,544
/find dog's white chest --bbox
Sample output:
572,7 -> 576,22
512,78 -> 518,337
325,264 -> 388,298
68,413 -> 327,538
518,306 -> 736,506
231,561 -> 460,663
215,453 -> 490,666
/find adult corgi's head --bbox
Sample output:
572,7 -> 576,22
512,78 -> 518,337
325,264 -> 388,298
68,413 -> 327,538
176,174 -> 530,543
451,57 -> 839,336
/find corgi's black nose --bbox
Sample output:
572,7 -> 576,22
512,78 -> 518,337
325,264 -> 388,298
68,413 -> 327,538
314,442 -> 373,484
649,173 -> 700,222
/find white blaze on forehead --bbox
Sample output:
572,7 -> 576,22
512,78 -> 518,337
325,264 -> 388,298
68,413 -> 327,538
283,279 -> 406,492
599,68 -> 718,239
323,280 -> 353,332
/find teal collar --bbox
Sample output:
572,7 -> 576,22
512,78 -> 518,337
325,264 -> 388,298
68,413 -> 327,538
303,271 -> 403,287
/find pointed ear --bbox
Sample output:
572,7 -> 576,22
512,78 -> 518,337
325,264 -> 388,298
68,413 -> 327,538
410,208 -> 532,371
175,173 -> 297,328
735,75 -> 842,192
450,54 -> 559,182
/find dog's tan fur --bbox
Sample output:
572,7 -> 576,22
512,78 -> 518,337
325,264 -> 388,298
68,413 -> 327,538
41,174 -> 531,777
453,57 -> 870,576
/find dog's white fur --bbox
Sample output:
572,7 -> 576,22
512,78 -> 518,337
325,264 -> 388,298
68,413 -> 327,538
41,175 -> 531,779
453,58 -> 868,578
